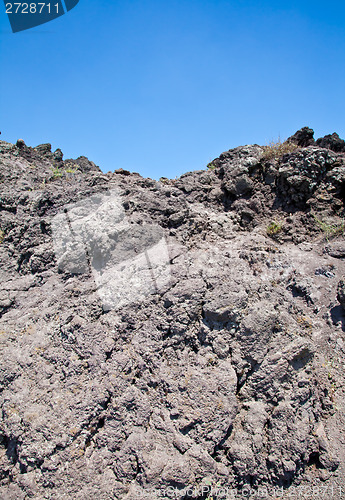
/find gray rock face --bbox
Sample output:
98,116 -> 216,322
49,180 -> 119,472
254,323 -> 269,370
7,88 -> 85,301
1,132 -> 345,499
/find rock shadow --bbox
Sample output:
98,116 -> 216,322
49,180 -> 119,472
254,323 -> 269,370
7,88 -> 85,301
330,305 -> 345,332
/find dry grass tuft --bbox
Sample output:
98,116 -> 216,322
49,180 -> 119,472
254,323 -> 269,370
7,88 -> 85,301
262,138 -> 299,161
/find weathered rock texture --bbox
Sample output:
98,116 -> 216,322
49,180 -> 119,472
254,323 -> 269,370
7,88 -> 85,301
1,130 -> 345,499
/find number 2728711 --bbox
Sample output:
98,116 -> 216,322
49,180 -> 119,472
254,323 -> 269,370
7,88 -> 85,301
5,3 -> 60,14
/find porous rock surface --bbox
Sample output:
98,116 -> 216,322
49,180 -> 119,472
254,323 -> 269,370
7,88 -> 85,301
1,131 -> 345,499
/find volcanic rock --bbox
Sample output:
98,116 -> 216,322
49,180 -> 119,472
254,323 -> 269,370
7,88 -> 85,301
1,130 -> 345,499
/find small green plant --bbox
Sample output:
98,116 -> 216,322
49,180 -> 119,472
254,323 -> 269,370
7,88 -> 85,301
204,479 -> 222,500
314,216 -> 345,240
65,167 -> 77,174
207,162 -> 216,170
267,220 -> 283,236
262,137 -> 299,161
51,166 -> 63,179
64,163 -> 78,174
0,229 -> 4,244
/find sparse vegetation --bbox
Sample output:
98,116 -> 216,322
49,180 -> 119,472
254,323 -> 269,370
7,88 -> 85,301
262,138 -> 299,160
64,163 -> 78,174
266,220 -> 283,236
207,162 -> 216,170
65,167 -> 77,174
0,229 -> 4,244
51,166 -> 63,179
314,215 -> 345,240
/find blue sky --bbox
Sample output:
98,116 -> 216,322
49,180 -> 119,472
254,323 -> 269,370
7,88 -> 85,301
1,0 -> 345,179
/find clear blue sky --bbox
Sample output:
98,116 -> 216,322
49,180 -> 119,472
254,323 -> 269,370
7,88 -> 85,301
1,0 -> 345,179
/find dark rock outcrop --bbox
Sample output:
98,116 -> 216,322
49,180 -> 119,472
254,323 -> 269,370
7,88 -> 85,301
337,279 -> 345,308
287,126 -> 315,147
316,132 -> 345,153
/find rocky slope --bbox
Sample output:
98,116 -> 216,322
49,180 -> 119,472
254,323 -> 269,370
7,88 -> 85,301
1,128 -> 345,499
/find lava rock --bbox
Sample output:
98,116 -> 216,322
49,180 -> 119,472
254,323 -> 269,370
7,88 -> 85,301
287,126 -> 315,147
337,278 -> 345,308
316,132 -> 345,153
53,148 -> 63,162
34,143 -> 52,154
16,138 -> 25,148
0,132 -> 344,499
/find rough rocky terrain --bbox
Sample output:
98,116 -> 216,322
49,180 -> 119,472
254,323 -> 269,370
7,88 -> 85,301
1,128 -> 345,499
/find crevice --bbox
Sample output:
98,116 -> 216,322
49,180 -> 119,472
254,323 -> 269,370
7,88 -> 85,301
211,423 -> 234,460
47,394 -> 112,458
339,180 -> 345,205
287,282 -> 314,306
1,434 -> 31,474
306,452 -> 323,469
133,454 -> 145,485
84,393 -> 111,447
17,251 -> 32,272
288,348 -> 313,371
84,416 -> 106,448
3,435 -> 19,466
40,220 -> 51,235
235,359 -> 262,395
0,302 -> 14,320
179,419 -> 202,436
